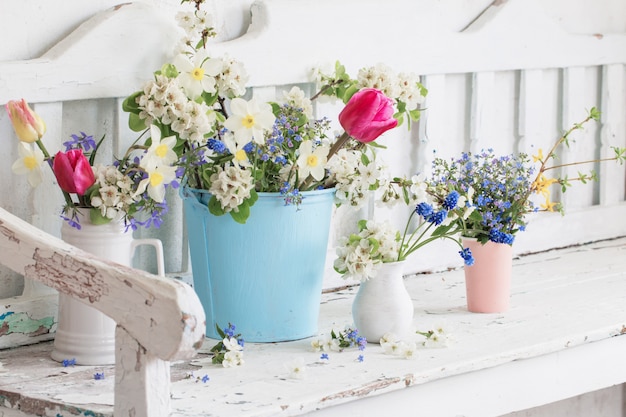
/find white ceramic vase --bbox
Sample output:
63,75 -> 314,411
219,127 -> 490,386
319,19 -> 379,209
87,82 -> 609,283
351,261 -> 414,343
51,212 -> 164,365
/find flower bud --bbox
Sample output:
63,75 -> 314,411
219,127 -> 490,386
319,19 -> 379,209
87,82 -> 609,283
52,149 -> 95,195
5,99 -> 46,143
338,88 -> 398,143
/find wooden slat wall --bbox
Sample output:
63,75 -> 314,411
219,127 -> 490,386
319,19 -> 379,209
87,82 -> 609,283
0,0 -> 625,333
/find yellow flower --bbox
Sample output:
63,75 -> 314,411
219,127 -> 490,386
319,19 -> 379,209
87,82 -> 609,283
540,198 -> 557,212
5,99 -> 46,143
532,148 -> 544,163
533,175 -> 558,197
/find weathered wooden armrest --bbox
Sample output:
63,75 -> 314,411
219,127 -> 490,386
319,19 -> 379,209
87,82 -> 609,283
0,207 -> 206,416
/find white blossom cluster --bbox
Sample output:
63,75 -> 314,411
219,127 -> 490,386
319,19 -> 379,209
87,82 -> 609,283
418,322 -> 453,348
208,164 -> 255,213
334,220 -> 400,282
379,333 -> 419,360
90,163 -> 140,222
357,63 -> 426,112
175,8 -> 216,49
327,149 -> 385,208
221,336 -> 244,367
311,62 -> 426,111
378,173 -> 430,207
380,325 -> 452,360
310,335 -> 341,352
136,74 -> 215,145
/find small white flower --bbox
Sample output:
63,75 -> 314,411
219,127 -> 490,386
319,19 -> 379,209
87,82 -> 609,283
222,350 -> 244,368
282,86 -> 314,118
381,340 -> 401,355
311,339 -> 324,352
286,357 -> 307,379
398,341 -> 419,360
222,337 -> 243,352
321,336 -> 341,352
215,55 -> 249,98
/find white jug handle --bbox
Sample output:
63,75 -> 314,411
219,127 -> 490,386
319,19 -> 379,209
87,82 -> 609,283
131,239 -> 165,277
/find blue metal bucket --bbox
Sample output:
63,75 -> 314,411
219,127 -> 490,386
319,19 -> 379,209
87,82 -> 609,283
181,186 -> 335,342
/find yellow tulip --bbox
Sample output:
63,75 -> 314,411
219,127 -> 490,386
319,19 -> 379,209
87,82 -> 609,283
5,99 -> 46,143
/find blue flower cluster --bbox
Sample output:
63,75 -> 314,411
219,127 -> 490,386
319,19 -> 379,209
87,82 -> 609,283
432,149 -> 535,245
223,323 -> 245,348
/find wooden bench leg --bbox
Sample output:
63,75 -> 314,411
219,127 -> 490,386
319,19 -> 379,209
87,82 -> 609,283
115,327 -> 171,417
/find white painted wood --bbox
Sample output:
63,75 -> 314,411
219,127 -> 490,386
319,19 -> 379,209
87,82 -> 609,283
470,71 -> 496,153
0,2 -> 181,104
0,238 -> 625,417
205,0 -> 626,86
599,64 -> 626,206
115,327 -> 171,417
560,66 -> 599,210
0,206 -> 206,416
518,69 -> 546,155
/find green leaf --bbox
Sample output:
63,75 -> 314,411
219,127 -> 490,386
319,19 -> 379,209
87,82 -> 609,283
230,201 -> 250,224
128,112 -> 147,132
342,85 -> 359,103
247,189 -> 259,206
417,82 -> 428,98
208,196 -> 226,217
89,208 -> 112,225
408,108 -> 422,121
122,91 -> 142,113
161,63 -> 178,78
360,152 -> 370,166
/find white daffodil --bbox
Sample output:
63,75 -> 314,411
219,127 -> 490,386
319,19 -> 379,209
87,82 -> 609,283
223,132 -> 251,168
173,50 -> 221,99
223,98 -> 275,146
140,125 -> 178,169
297,140 -> 329,182
134,164 -> 177,203
12,142 -> 45,187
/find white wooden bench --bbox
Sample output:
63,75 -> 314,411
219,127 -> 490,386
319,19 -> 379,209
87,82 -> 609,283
0,207 -> 205,417
0,0 -> 625,415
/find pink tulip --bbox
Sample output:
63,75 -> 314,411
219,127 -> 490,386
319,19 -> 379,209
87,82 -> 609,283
338,88 -> 398,143
52,150 -> 95,195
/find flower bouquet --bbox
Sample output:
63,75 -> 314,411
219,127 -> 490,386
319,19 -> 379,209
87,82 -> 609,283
427,108 -> 625,312
334,177 -> 474,341
118,0 -> 428,342
7,99 -> 176,230
430,107 -> 625,246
